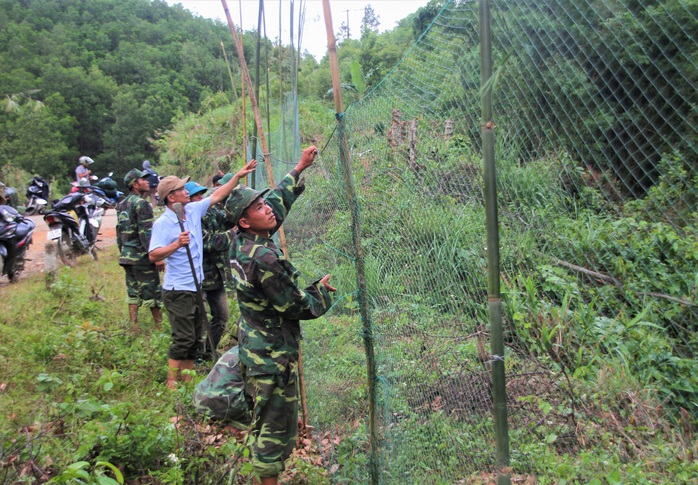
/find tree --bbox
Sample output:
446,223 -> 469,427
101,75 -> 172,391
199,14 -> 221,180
0,93 -> 74,178
360,5 -> 380,39
337,21 -> 350,42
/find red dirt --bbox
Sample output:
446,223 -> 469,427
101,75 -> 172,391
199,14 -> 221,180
0,211 -> 118,285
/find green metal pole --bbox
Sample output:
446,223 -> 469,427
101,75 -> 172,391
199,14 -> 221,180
479,1 -> 511,484
322,2 -> 379,482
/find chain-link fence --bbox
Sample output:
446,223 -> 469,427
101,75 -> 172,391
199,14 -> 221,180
267,0 -> 696,482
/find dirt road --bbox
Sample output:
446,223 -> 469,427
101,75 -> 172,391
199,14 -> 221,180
1,210 -> 118,284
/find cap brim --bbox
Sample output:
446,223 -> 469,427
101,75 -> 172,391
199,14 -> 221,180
241,188 -> 270,213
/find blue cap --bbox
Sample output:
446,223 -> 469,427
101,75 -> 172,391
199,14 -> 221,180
183,181 -> 207,197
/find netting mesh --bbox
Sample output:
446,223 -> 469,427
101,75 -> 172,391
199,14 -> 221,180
257,0 -> 696,482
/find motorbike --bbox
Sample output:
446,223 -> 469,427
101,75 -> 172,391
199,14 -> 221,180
25,176 -> 50,215
43,182 -> 106,266
0,204 -> 35,282
90,172 -> 122,209
1,183 -> 20,209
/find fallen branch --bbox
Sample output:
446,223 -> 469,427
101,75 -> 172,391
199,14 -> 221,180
541,253 -> 695,307
546,255 -> 621,287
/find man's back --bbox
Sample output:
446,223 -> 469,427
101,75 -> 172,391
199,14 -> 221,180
116,193 -> 153,266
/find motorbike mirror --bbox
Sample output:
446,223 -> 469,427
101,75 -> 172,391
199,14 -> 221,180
107,172 -> 114,177
90,175 -> 98,180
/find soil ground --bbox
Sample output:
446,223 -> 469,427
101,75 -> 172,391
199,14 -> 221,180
0,210 -> 118,285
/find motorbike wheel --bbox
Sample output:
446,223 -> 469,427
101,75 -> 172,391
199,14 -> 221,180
7,259 -> 23,283
24,205 -> 37,216
56,229 -> 77,267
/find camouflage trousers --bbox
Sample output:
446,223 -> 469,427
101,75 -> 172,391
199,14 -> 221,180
122,264 -> 161,308
244,362 -> 299,478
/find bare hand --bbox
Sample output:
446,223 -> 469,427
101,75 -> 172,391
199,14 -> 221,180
155,261 -> 165,272
178,231 -> 190,247
236,159 -> 257,178
296,146 -> 319,172
320,274 -> 336,292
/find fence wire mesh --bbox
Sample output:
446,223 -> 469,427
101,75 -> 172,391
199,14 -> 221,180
266,0 -> 695,482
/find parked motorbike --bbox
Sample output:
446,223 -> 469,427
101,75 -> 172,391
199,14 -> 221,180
0,183 -> 20,209
0,204 -> 35,282
43,183 -> 106,266
25,176 -> 50,215
90,172 -> 122,209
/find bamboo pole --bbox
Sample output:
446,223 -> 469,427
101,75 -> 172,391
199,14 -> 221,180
220,0 -> 287,256
251,0 -> 263,166
238,0 -> 249,180
322,1 -> 379,484
479,1 -> 511,484
222,0 -> 309,430
220,41 -> 238,100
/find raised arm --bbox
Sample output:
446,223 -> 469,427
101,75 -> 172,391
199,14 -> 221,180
209,160 -> 257,206
292,145 -> 319,175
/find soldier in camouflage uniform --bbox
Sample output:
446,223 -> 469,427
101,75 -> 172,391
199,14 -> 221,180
225,146 -> 336,484
185,180 -> 236,357
116,169 -> 164,331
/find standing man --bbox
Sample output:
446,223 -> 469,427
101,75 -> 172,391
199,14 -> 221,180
211,171 -> 225,188
116,169 -> 164,332
183,180 -> 235,359
225,146 -> 336,484
75,156 -> 94,185
149,160 -> 257,389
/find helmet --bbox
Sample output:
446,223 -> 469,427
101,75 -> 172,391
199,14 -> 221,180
79,156 -> 94,166
78,178 -> 90,188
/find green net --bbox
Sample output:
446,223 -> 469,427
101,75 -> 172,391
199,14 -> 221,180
261,0 -> 696,482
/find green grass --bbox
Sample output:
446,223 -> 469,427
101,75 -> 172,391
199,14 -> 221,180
2,244 -> 697,484
0,249 -> 257,484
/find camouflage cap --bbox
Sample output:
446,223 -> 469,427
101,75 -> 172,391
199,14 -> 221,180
157,175 -> 190,203
123,168 -> 150,187
219,172 -> 235,185
224,185 -> 269,225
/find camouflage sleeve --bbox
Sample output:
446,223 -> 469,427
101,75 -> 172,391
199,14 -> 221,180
136,199 -> 155,250
116,220 -> 123,252
264,170 -> 305,235
202,210 -> 234,253
256,254 -> 332,321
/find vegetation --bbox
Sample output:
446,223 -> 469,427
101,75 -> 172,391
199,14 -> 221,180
1,0 -> 697,483
0,0 -> 423,198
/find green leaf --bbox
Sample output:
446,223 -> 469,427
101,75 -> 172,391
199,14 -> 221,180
95,461 -> 124,484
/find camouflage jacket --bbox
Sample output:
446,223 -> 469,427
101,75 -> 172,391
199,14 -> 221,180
201,204 -> 235,291
232,171 -> 333,376
116,193 -> 155,266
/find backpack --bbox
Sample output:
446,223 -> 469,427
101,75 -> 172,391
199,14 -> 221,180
145,171 -> 159,188
193,346 -> 251,428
